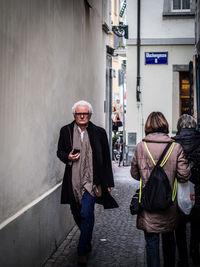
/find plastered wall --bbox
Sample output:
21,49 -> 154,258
0,0 -> 108,265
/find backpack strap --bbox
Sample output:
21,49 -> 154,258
172,177 -> 177,201
139,177 -> 142,203
144,141 -> 175,167
143,141 -> 177,203
144,142 -> 156,165
160,142 -> 175,167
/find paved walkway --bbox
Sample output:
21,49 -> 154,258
44,165 -> 196,267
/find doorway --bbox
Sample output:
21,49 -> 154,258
105,49 -> 113,155
179,71 -> 190,115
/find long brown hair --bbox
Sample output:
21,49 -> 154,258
145,112 -> 169,135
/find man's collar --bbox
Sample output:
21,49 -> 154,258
76,123 -> 88,132
78,126 -> 85,133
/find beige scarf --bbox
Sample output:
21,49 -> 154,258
72,124 -> 94,204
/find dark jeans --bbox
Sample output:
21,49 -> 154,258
70,191 -> 96,255
144,231 -> 176,267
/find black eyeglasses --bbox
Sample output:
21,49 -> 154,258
75,113 -> 90,116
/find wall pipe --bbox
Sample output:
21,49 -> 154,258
136,0 -> 141,102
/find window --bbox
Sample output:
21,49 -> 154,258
172,0 -> 190,11
163,0 -> 194,17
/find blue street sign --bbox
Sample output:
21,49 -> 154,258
145,52 -> 168,65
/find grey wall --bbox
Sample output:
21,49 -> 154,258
0,0 -> 108,266
0,185 -> 74,267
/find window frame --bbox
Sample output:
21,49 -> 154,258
171,0 -> 190,12
163,0 -> 195,17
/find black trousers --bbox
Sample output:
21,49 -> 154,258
175,212 -> 189,266
190,206 -> 200,261
162,231 -> 176,267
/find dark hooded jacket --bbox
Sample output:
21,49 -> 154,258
57,121 -> 118,209
173,128 -> 200,186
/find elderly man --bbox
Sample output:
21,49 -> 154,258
57,100 -> 118,265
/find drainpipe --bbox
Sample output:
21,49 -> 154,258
136,0 -> 141,102
196,55 -> 200,129
136,0 -> 144,137
189,61 -> 193,116
109,68 -> 113,156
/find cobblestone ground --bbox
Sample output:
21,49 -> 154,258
44,165 -> 196,267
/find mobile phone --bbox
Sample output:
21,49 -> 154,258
72,148 -> 80,155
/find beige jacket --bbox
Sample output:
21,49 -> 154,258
130,133 -> 191,233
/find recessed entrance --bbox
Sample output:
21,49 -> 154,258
179,72 -> 190,116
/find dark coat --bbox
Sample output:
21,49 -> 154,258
57,121 -> 118,209
173,128 -> 200,185
173,128 -> 200,217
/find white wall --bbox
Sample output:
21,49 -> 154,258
126,45 -> 194,142
128,0 -> 194,40
0,0 -> 108,265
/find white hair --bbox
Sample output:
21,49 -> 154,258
72,100 -> 93,114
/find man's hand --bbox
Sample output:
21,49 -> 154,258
68,150 -> 80,162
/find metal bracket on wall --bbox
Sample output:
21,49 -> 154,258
112,24 -> 129,39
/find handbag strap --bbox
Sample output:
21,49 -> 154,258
144,141 -> 174,167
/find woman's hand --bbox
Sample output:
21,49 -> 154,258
107,187 -> 111,193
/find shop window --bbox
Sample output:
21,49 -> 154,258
179,72 -> 190,115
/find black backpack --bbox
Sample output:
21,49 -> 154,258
140,142 -> 176,212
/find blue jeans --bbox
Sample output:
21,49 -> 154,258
144,232 -> 160,267
70,191 -> 96,255
144,231 -> 175,267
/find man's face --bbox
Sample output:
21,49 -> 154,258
74,105 -> 91,127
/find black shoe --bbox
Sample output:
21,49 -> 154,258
77,254 -> 87,266
177,260 -> 189,267
192,254 -> 200,265
86,243 -> 92,254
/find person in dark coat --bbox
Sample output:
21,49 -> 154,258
173,114 -> 200,267
57,100 -> 118,265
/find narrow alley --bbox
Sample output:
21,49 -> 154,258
0,1 -> 200,267
44,165 -> 146,267
44,165 -> 197,267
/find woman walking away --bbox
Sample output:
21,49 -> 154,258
173,114 -> 200,267
130,112 -> 191,267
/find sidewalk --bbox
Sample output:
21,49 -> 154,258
44,165 -> 195,267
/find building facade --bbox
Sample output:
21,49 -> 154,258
110,0 -> 126,104
195,0 -> 200,53
126,0 -> 195,143
0,0 -> 111,266
194,0 -> 200,127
